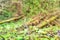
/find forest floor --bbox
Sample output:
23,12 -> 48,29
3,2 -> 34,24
0,0 -> 60,40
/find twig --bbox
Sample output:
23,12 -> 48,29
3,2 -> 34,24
0,15 -> 24,24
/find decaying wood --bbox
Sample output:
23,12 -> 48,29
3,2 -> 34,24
25,13 -> 47,26
22,12 -> 60,28
0,15 -> 24,24
37,15 -> 58,28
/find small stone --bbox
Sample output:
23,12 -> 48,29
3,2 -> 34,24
57,30 -> 60,37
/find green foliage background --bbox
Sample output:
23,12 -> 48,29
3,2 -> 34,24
0,0 -> 60,40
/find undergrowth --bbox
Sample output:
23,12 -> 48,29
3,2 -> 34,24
0,0 -> 60,40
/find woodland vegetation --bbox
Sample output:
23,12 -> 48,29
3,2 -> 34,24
0,0 -> 60,40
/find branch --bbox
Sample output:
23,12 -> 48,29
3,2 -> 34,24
37,15 -> 58,28
0,15 -> 24,24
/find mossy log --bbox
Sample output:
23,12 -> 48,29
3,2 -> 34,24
37,15 -> 58,28
0,15 -> 24,24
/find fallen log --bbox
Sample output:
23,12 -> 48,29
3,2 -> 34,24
0,15 -> 24,24
37,15 -> 58,28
